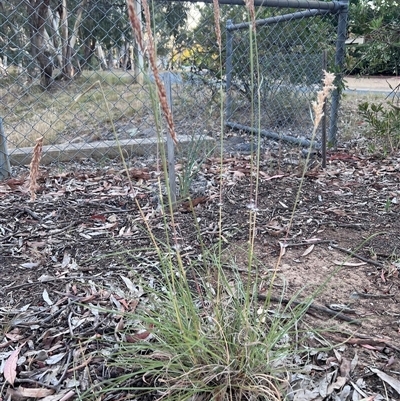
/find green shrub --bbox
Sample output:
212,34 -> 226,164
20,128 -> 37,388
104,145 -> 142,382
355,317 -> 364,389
358,100 -> 400,152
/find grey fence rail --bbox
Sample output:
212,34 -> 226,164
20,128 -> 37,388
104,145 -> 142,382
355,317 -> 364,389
0,0 -> 348,174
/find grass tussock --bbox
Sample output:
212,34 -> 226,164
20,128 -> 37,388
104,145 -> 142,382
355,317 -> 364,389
86,246 -> 317,401
0,2 -> 391,399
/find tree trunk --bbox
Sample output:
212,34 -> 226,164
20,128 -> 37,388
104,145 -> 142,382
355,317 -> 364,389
27,0 -> 53,88
96,44 -> 108,70
46,6 -> 63,68
60,0 -> 73,78
69,0 -> 86,50
81,36 -> 96,70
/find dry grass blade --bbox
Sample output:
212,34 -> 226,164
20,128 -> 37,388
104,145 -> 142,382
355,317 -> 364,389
28,136 -> 43,201
126,0 -> 177,145
283,70 -> 336,248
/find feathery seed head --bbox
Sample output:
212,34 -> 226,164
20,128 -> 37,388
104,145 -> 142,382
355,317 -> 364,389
29,136 -> 43,201
212,0 -> 222,50
312,70 -> 336,129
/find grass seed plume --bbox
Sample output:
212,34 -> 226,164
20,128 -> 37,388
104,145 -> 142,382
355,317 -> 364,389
28,136 -> 43,201
312,71 -> 336,129
212,0 -> 222,50
126,0 -> 177,145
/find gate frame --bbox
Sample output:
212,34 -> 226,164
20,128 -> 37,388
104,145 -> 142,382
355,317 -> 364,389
224,0 -> 349,150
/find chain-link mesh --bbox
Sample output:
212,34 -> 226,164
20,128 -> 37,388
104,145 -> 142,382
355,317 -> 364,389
0,0 -> 347,168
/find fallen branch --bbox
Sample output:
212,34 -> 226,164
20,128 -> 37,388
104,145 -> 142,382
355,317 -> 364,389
327,332 -> 400,354
259,294 -> 361,325
351,291 -> 395,299
280,239 -> 332,247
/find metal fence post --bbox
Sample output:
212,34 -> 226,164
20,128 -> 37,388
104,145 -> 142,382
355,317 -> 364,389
164,73 -> 177,206
321,50 -> 328,168
225,19 -> 234,122
0,118 -> 11,179
134,0 -> 144,85
329,0 -> 349,146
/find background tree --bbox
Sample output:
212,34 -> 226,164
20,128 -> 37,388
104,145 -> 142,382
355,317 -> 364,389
347,0 -> 400,75
0,1 -> 31,68
150,0 -> 190,68
0,0 -> 191,86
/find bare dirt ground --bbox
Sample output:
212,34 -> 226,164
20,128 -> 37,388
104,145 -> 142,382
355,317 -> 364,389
1,143 -> 400,399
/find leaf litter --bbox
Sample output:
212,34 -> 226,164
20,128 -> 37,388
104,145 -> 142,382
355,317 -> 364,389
0,148 -> 399,400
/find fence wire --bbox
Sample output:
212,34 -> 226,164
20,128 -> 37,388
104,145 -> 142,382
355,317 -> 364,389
0,0 -> 348,169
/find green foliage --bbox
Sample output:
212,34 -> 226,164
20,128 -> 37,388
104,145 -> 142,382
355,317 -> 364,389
358,99 -> 400,151
347,0 -> 400,75
151,0 -> 190,62
80,0 -> 132,49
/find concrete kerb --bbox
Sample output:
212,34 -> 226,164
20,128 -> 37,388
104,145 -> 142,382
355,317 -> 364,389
344,76 -> 400,94
8,135 -> 216,166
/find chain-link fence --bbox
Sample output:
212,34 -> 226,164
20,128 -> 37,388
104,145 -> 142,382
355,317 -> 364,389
0,0 -> 348,173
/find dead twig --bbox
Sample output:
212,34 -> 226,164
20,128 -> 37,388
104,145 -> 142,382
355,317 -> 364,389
351,291 -> 396,299
67,355 -> 93,374
4,276 -> 108,292
280,239 -> 332,248
14,378 -> 58,391
15,207 -> 41,220
53,349 -> 73,387
330,244 -> 385,268
327,332 -> 400,353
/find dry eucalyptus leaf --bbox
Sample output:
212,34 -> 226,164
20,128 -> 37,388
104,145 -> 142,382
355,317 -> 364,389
301,244 -> 314,257
45,352 -> 66,365
332,260 -> 367,267
42,289 -> 53,306
369,367 -> 400,393
40,389 -> 75,401
7,386 -> 54,400
19,262 -> 40,269
3,347 -> 20,385
120,275 -> 136,294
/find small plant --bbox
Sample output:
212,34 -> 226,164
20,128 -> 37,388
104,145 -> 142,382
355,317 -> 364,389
177,135 -> 215,200
384,196 -> 392,212
358,93 -> 400,152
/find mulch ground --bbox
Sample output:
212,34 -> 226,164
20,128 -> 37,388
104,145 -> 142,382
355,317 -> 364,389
1,147 -> 400,400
